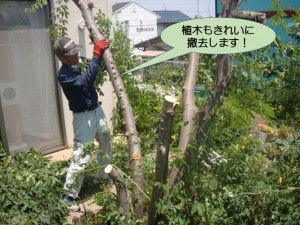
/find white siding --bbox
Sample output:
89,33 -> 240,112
113,3 -> 158,45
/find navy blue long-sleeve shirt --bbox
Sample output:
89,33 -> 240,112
57,57 -> 101,113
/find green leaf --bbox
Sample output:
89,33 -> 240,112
191,203 -> 198,215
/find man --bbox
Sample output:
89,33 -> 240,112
54,37 -> 112,211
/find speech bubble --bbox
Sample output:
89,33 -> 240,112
126,18 -> 276,74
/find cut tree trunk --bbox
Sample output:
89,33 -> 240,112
104,165 -> 129,222
148,96 -> 178,225
72,0 -> 144,219
177,53 -> 200,155
168,52 -> 199,187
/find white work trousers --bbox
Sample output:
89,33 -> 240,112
64,106 -> 112,198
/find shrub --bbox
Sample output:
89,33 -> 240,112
263,44 -> 300,128
93,189 -> 130,225
156,135 -> 300,224
143,62 -> 186,89
0,148 -> 68,225
113,75 -> 163,152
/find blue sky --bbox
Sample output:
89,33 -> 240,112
112,0 -> 216,18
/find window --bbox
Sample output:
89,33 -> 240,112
124,20 -> 129,37
0,0 -> 65,154
140,19 -> 143,28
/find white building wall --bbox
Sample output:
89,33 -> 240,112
54,0 -> 116,147
113,3 -> 158,45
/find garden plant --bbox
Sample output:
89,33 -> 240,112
1,0 -> 299,224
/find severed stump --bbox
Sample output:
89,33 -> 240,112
148,95 -> 178,225
104,165 -> 129,222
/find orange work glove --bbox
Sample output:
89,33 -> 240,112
93,39 -> 109,58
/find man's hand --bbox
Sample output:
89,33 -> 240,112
93,39 -> 109,58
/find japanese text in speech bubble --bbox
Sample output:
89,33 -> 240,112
126,18 -> 276,74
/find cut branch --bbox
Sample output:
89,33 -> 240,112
72,0 -> 144,219
148,95 -> 178,225
234,11 -> 266,24
105,165 -> 129,222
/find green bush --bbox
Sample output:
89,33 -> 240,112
143,62 -> 186,89
0,148 -> 68,225
93,189 -> 130,225
156,135 -> 300,224
113,75 -> 163,152
263,45 -> 300,128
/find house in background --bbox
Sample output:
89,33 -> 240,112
0,0 -> 115,155
134,36 -> 170,52
153,10 -> 192,35
134,10 -> 192,51
112,2 -> 193,57
216,0 -> 299,44
134,10 -> 191,59
134,36 -> 169,59
112,2 -> 160,46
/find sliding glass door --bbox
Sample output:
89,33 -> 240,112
0,0 -> 65,155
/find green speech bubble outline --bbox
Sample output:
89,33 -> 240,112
125,18 -> 276,74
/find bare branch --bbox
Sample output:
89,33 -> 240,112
105,165 -> 130,222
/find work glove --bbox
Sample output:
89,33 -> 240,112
93,39 -> 109,58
